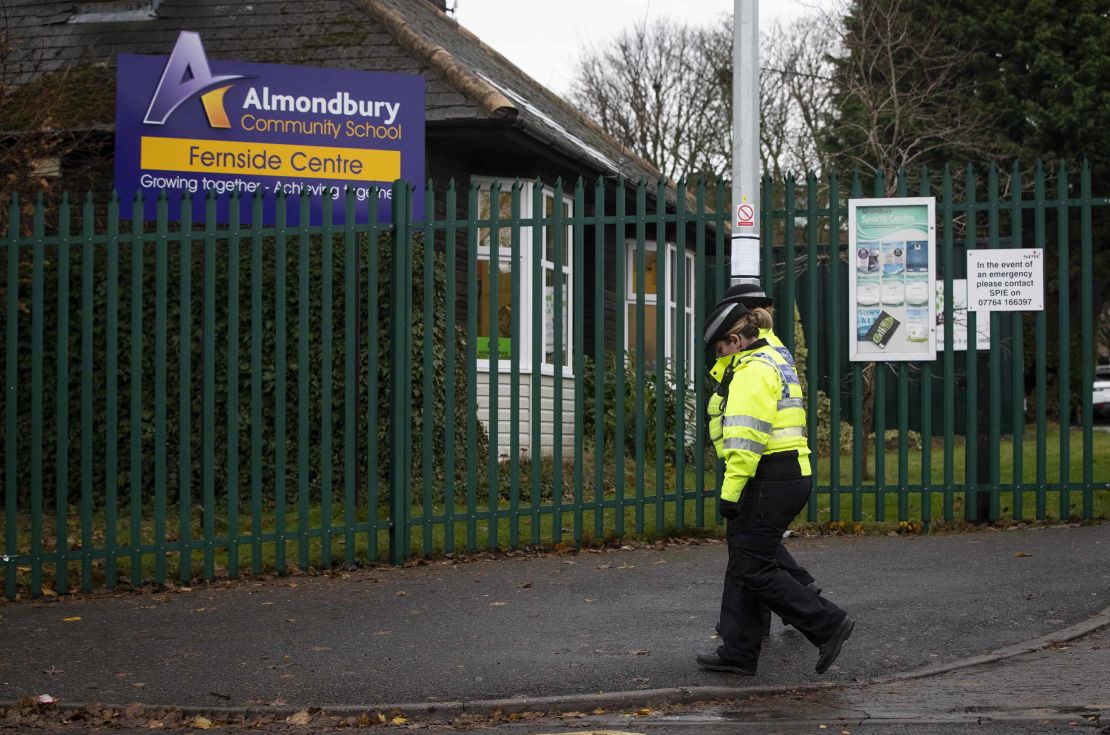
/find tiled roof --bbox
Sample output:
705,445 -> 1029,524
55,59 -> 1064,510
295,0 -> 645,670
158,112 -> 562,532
3,0 -> 665,184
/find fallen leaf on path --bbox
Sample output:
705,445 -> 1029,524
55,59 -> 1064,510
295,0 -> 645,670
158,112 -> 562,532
490,601 -> 509,607
62,617 -> 81,622
389,715 -> 407,725
286,710 -> 312,725
1014,552 -> 1033,557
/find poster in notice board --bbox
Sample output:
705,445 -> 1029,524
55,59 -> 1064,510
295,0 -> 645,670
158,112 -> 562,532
848,198 -> 937,362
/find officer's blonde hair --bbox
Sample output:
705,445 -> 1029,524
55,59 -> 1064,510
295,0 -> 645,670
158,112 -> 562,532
726,307 -> 773,340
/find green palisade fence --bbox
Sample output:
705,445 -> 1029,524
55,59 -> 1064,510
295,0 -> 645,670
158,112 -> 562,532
1,164 -> 1108,598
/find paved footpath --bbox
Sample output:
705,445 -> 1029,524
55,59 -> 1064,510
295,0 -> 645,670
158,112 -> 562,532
400,626 -> 1110,735
1,523 -> 1107,719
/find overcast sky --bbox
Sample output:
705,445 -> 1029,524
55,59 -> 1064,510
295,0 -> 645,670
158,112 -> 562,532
453,0 -> 828,95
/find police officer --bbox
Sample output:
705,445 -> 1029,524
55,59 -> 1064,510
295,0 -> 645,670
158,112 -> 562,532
698,299 -> 854,676
712,283 -> 821,635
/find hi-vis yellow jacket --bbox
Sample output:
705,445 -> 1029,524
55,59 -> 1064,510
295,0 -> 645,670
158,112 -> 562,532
708,329 -> 811,502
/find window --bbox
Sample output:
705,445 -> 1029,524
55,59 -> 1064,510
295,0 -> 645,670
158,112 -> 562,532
476,186 -> 515,361
474,179 -> 574,375
541,192 -> 572,369
625,241 -> 695,376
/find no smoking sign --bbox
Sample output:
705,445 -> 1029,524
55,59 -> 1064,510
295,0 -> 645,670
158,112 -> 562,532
735,203 -> 755,227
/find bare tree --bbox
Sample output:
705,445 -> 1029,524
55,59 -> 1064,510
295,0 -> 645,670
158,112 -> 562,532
571,12 -> 839,185
760,14 -> 838,180
570,18 -> 731,182
824,0 -> 1011,190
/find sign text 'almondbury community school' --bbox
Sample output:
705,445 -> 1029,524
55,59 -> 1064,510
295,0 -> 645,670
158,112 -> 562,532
115,31 -> 425,223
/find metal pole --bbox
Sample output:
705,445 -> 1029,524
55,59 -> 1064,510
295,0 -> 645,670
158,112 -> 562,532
731,0 -> 760,286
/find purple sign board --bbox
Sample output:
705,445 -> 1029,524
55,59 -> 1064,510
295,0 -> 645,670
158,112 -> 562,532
115,31 -> 425,223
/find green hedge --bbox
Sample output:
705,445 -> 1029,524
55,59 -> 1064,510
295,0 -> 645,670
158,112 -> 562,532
0,225 -> 484,512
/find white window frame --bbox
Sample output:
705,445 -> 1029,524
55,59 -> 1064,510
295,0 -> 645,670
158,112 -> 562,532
473,177 -> 574,378
623,240 -> 696,380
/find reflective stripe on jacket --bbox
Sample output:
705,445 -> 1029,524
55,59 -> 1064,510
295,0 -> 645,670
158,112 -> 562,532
711,335 -> 811,502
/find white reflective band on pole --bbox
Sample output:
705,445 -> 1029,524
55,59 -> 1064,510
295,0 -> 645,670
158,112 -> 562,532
731,0 -> 760,283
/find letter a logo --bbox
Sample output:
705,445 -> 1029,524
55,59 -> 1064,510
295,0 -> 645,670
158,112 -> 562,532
143,31 -> 243,128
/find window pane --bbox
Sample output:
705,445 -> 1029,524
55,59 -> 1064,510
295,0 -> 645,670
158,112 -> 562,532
670,247 -> 678,305
543,195 -> 571,267
544,195 -> 554,262
543,268 -> 571,365
686,254 -> 694,308
626,303 -> 658,368
562,201 -> 572,268
630,249 -> 658,296
670,307 -> 678,363
687,313 -> 695,369
477,258 -> 514,359
478,188 -> 513,251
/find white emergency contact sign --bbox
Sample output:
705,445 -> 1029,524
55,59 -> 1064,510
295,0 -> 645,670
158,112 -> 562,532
966,248 -> 1044,312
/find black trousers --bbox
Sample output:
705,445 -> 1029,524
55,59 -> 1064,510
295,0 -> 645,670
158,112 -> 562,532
718,544 -> 814,634
717,476 -> 847,670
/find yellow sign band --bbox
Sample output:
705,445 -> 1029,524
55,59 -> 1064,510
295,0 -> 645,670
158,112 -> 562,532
140,136 -> 401,182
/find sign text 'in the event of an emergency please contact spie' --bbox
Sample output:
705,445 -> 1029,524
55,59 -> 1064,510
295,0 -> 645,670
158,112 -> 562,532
966,248 -> 1045,312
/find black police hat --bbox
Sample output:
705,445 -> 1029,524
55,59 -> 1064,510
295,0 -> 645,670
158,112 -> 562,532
721,282 -> 773,309
703,300 -> 750,347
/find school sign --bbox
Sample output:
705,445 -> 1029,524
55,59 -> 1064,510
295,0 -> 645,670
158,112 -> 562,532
115,31 -> 425,223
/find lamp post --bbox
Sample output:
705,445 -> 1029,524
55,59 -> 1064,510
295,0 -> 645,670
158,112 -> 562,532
731,0 -> 760,287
